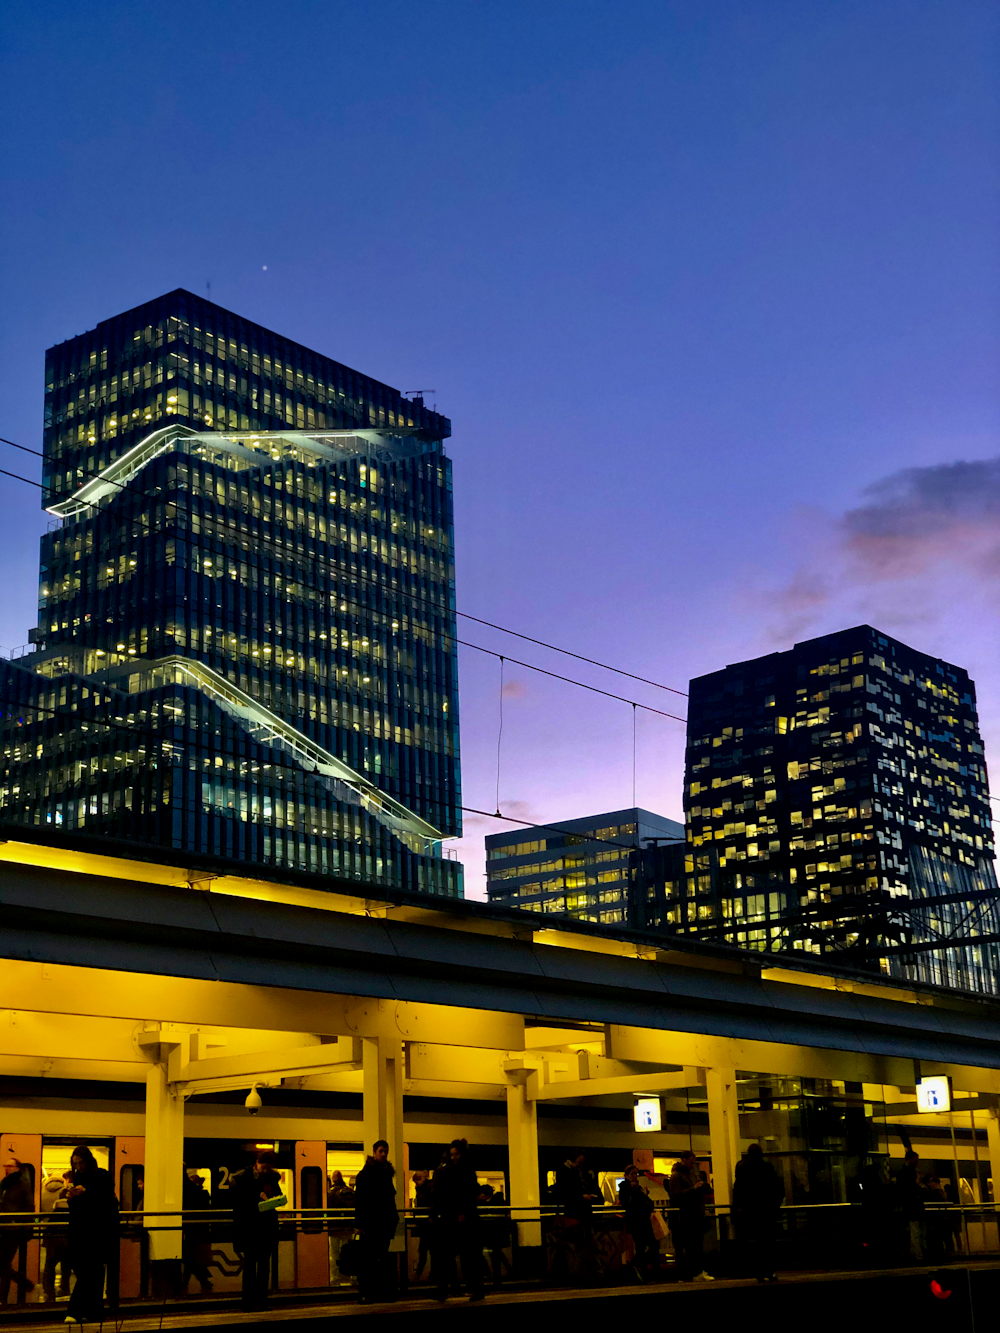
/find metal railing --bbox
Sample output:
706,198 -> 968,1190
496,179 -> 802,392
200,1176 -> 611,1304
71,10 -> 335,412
0,1201 -> 997,1309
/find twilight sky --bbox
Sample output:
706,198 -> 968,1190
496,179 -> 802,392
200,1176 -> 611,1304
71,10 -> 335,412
1,1 -> 998,897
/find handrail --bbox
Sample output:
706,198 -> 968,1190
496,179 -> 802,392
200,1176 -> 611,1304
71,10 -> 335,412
3,1200 -> 997,1225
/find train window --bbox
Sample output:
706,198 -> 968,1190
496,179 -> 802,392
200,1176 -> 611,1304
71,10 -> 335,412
6,1162 -> 35,1201
300,1165 -> 323,1234
120,1164 -> 144,1212
300,1165 -> 324,1209
42,1143 -> 110,1180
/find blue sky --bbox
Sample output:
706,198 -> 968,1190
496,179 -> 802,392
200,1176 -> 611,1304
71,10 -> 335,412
2,1 -> 998,892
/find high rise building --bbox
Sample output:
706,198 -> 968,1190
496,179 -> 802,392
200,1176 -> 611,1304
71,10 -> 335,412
0,289 -> 462,894
485,806 -> 682,924
680,625 -> 999,991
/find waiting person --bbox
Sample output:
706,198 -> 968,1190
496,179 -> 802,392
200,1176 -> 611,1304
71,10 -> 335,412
0,1158 -> 35,1304
732,1144 -> 784,1282
64,1146 -> 119,1324
554,1150 -> 602,1281
667,1151 -> 713,1282
411,1170 -> 434,1281
896,1150 -> 925,1262
619,1165 -> 658,1279
923,1175 -> 954,1263
354,1141 -> 399,1304
327,1171 -> 356,1283
431,1139 -> 485,1303
477,1184 -> 512,1286
230,1151 -> 283,1312
856,1156 -> 893,1267
40,1172 -> 73,1303
329,1170 -> 355,1207
181,1169 -> 214,1294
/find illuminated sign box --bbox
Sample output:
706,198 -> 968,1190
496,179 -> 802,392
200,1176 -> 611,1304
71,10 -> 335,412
916,1077 -> 951,1113
634,1097 -> 661,1133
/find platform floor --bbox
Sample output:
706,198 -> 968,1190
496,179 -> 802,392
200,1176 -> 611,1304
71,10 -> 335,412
15,1260 -> 1000,1333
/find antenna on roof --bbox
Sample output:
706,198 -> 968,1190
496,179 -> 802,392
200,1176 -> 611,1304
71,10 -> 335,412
405,390 -> 436,411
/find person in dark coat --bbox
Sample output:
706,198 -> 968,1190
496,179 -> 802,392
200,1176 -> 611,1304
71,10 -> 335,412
477,1184 -> 512,1286
0,1159 -> 35,1304
64,1146 -> 119,1324
732,1144 -> 784,1282
328,1171 -> 355,1207
667,1152 -> 713,1283
431,1139 -> 485,1303
181,1170 -> 214,1294
554,1151 -> 602,1281
896,1150 -> 926,1262
856,1156 -> 893,1267
555,1152 -> 601,1222
353,1141 -> 399,1303
230,1151 -> 283,1311
619,1166 -> 658,1278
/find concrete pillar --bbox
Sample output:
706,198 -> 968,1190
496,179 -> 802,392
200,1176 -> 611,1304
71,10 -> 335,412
986,1108 -> 1000,1203
362,1037 -> 406,1244
362,1036 -> 387,1148
705,1065 -> 740,1208
144,1062 -> 184,1262
506,1078 -> 541,1247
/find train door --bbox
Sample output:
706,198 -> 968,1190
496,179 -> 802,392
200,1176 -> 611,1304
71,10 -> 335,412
0,1133 -> 41,1300
115,1137 -> 145,1299
294,1142 -> 328,1290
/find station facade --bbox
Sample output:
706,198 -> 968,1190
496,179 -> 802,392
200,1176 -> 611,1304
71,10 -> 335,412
3,827 -> 1000,1296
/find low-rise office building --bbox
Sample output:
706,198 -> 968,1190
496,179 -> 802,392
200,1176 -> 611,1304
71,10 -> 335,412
485,807 -> 683,925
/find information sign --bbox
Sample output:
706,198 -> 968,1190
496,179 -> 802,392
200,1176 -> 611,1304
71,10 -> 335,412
634,1096 -> 662,1132
916,1076 -> 951,1113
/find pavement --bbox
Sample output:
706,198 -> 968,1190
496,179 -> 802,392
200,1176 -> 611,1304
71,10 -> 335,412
12,1260 -> 1000,1333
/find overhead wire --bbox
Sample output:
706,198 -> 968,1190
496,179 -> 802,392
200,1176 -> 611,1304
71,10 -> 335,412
457,640 -> 685,721
0,434 -> 689,703
0,435 -> 688,723
0,696 -> 672,854
459,805 -> 683,851
456,609 -> 687,697
0,441 -> 688,848
495,656 -> 504,816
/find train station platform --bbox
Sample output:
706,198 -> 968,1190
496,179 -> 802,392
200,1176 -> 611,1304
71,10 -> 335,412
5,833 -> 1000,1332
11,1261 -> 1000,1333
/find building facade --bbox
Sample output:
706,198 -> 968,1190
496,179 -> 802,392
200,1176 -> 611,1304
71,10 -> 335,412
485,806 -> 682,925
0,289 -> 462,894
681,625 -> 999,992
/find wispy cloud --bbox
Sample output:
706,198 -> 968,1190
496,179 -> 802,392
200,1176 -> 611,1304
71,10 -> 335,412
501,678 -> 528,699
764,456 -> 1000,644
841,457 -> 1000,582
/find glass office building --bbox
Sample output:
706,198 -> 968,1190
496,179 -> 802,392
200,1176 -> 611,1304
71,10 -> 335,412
0,290 -> 462,894
485,806 -> 683,924
680,625 -> 999,992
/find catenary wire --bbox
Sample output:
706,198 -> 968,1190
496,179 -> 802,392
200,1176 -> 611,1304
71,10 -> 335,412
454,609 -> 687,697
0,441 -> 687,724
456,640 -> 685,721
459,805 -> 684,847
0,434 -> 689,700
0,696 -> 660,854
2,451 -> 985,902
6,445 -> 996,833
